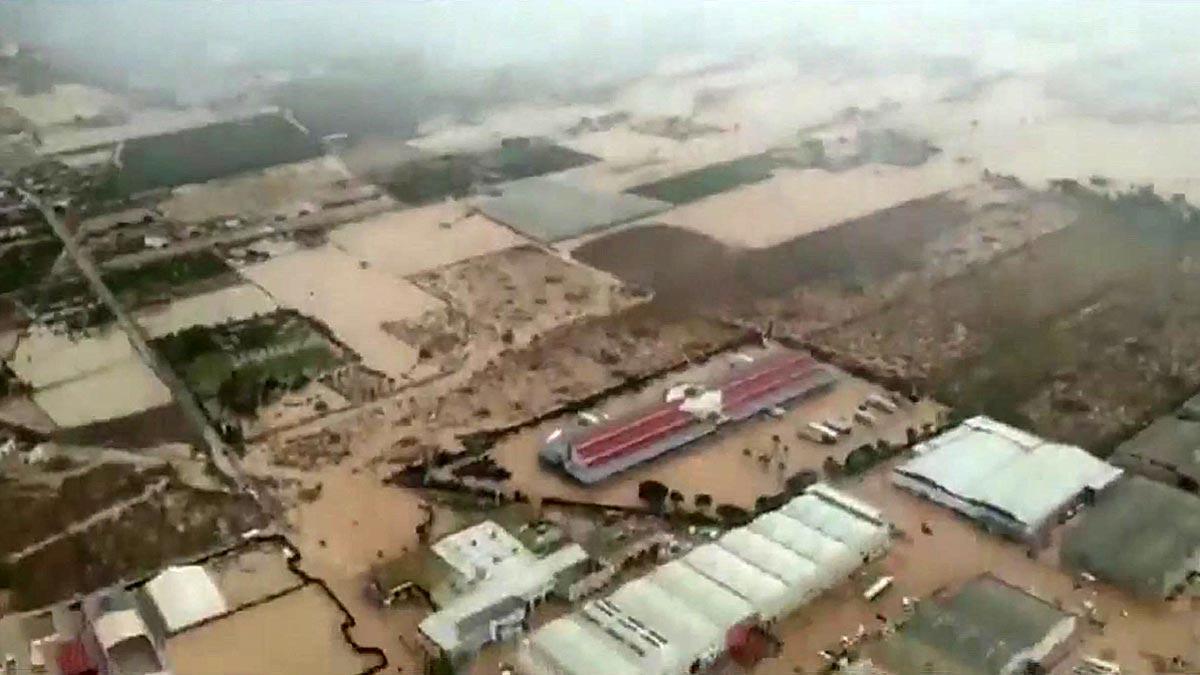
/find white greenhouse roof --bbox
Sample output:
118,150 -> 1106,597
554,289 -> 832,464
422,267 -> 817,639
529,617 -> 644,675
782,495 -> 884,554
520,484 -> 891,675
718,529 -> 819,587
683,544 -> 790,617
609,580 -> 722,668
145,565 -> 228,633
749,512 -> 857,573
648,562 -> 755,628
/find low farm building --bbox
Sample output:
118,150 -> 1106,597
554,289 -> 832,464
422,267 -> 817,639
892,416 -> 1122,544
871,575 -> 1079,675
415,521 -> 589,663
516,484 -> 890,675
1061,475 -> 1200,599
1110,411 -> 1200,494
540,350 -> 836,483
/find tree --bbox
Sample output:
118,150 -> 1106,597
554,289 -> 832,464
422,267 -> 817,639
784,470 -> 819,496
638,480 -> 669,511
716,504 -> 751,526
844,444 -> 879,475
694,493 -> 713,510
668,490 -> 685,511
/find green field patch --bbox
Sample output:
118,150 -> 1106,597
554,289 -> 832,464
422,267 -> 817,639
0,239 -> 63,294
101,113 -> 324,197
154,312 -> 344,416
625,153 -> 785,205
103,251 -> 232,306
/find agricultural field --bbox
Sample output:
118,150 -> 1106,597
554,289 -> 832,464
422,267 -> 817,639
153,311 -> 347,420
240,244 -> 445,381
0,453 -> 264,611
392,245 -> 646,374
0,239 -> 62,295
376,137 -> 597,205
624,152 -> 786,205
813,186 -> 1200,452
328,202 -> 527,278
97,113 -> 324,197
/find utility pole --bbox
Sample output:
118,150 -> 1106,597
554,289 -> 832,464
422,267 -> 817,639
19,188 -> 246,490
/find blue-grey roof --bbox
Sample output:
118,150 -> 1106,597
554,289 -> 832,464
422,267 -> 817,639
895,416 -> 1122,529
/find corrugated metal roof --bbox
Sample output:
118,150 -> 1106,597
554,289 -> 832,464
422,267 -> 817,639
895,416 -> 1123,531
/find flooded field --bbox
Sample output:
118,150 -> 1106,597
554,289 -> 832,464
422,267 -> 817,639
815,188 -> 1200,451
157,155 -> 372,224
135,283 -> 278,338
32,356 -> 171,427
241,244 -> 445,380
399,245 -> 644,373
104,113 -> 323,196
166,584 -> 378,675
329,202 -> 528,278
643,160 -> 969,249
208,542 -> 304,610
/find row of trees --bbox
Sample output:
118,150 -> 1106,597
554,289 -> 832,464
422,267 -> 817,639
637,467 -> 822,527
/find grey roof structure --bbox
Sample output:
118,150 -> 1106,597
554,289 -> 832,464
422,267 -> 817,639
477,176 -> 671,242
873,575 -> 1077,675
1111,415 -> 1200,490
1061,475 -> 1200,598
893,416 -> 1123,538
517,484 -> 891,675
1180,392 -> 1200,422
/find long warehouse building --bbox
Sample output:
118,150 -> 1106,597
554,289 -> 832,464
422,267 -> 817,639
517,484 -> 891,675
540,349 -> 836,483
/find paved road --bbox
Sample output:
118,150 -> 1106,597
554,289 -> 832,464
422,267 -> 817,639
18,188 -> 246,490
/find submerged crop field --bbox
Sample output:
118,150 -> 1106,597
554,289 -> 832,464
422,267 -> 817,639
103,113 -> 324,196
624,153 -> 785,205
378,137 -> 598,204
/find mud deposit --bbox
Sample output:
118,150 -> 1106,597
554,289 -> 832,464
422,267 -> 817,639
816,188 -> 1200,452
574,193 -> 969,309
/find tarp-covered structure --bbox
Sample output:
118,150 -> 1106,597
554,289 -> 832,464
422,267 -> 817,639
1061,475 -> 1200,598
872,575 -> 1077,675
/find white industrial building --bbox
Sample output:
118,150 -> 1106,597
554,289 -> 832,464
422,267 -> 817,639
893,416 -> 1123,543
517,484 -> 891,675
417,521 -> 589,661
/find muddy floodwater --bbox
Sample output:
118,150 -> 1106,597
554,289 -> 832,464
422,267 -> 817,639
166,585 -> 376,675
762,465 -> 1199,674
494,364 -> 942,510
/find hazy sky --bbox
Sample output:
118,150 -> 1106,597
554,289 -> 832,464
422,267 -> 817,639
4,1 -> 1200,120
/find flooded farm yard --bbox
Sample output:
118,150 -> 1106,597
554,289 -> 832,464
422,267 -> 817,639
166,584 -> 378,675
491,349 -> 943,511
761,464 -> 1199,675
